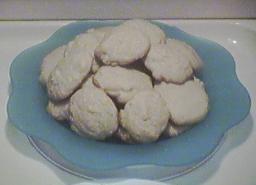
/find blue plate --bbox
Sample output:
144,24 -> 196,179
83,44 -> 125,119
7,20 -> 251,171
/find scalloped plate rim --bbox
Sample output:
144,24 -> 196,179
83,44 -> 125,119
7,20 -> 251,171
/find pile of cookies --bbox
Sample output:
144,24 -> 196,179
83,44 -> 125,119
40,20 -> 209,144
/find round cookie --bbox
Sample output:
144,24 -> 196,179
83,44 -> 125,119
93,66 -> 153,104
65,29 -> 110,74
95,25 -> 150,66
122,19 -> 166,44
167,39 -> 203,71
47,100 -> 69,121
120,91 -> 169,143
69,85 -> 118,140
47,47 -> 93,101
64,31 -> 104,57
144,42 -> 193,84
155,78 -> 209,125
39,45 -> 66,85
47,32 -> 106,101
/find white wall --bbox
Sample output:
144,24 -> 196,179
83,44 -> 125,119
0,0 -> 256,20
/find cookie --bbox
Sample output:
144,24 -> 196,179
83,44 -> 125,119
93,66 -> 153,104
64,31 -> 104,57
47,32 -> 103,101
144,42 -> 193,84
47,48 -> 93,101
95,25 -> 150,66
167,39 -> 203,71
66,29 -> 112,74
155,78 -> 209,125
39,45 -> 66,85
122,19 -> 166,44
69,84 -> 118,140
120,91 -> 169,143
47,100 -> 69,121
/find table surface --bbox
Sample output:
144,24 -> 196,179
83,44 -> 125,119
0,20 -> 256,185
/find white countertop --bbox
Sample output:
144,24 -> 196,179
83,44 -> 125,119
0,20 -> 256,185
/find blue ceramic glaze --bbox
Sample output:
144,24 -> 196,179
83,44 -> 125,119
7,20 -> 251,170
